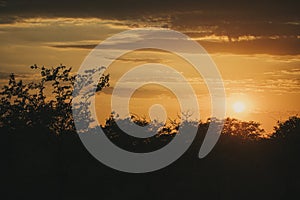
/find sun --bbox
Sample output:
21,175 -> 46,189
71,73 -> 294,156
233,101 -> 245,113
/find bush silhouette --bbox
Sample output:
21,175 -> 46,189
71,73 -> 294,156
272,115 -> 300,140
0,64 -> 109,134
1,65 -> 300,200
221,117 -> 265,140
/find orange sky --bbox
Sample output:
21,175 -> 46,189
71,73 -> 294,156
0,1 -> 299,133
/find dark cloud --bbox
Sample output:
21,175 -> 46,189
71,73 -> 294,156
1,0 -> 299,55
51,44 -> 97,49
0,16 -> 18,24
100,86 -> 173,98
0,71 -> 32,80
49,37 -> 300,55
200,37 -> 300,55
0,71 -> 11,80
1,1 -> 298,18
108,57 -> 165,63
0,0 -> 6,7
1,1 -> 299,29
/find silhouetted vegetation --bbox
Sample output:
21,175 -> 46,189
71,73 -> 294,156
272,116 -> 300,140
0,64 -> 109,134
1,65 -> 300,200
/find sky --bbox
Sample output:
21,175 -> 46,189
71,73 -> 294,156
0,0 -> 299,133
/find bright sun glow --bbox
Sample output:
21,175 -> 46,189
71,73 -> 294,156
233,101 -> 245,113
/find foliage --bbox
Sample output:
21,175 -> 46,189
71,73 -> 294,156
1,65 -> 299,143
1,66 -> 300,200
271,115 -> 300,140
221,117 -> 265,140
0,65 -> 110,135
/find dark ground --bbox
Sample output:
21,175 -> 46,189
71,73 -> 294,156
2,127 -> 300,200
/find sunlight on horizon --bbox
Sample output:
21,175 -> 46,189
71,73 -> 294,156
233,101 -> 246,113
0,17 -> 299,134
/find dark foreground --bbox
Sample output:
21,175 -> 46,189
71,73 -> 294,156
2,127 -> 300,200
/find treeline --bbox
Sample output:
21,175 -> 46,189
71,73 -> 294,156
1,65 -> 300,199
0,65 -> 299,140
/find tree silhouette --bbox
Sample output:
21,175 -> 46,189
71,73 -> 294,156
271,116 -> 300,140
221,117 -> 265,140
1,65 -> 300,199
0,64 -> 110,135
